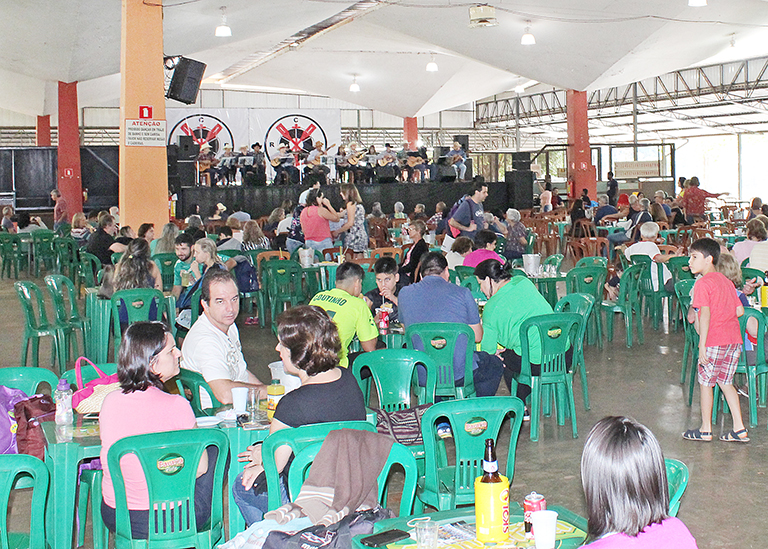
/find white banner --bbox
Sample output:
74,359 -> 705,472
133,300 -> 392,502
166,108 -> 341,177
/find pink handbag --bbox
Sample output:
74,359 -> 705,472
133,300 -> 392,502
71,357 -> 121,414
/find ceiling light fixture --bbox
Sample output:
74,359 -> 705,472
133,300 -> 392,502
426,54 -> 438,72
349,75 -> 360,93
215,6 -> 232,37
514,85 -> 525,94
468,5 -> 499,28
521,22 -> 536,45
688,0 -> 707,6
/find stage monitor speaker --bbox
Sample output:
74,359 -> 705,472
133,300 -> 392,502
505,170 -> 534,210
511,152 -> 532,171
437,164 -> 457,182
434,146 -> 450,164
177,136 -> 199,160
453,134 -> 469,151
177,161 -> 197,187
167,57 -> 207,104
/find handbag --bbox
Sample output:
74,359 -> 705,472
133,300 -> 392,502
71,357 -> 121,414
375,403 -> 431,446
14,395 -> 56,460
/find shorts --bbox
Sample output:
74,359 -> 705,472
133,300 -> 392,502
698,344 -> 741,387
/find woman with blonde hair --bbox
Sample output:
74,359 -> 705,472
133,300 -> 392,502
242,220 -> 271,251
71,212 -> 92,245
151,222 -> 179,255
336,183 -> 367,253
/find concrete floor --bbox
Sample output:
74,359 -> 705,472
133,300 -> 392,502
1,272 -> 765,548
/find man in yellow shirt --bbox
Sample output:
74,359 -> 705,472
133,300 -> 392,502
310,262 -> 379,367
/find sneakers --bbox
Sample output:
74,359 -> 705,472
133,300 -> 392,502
523,407 -> 531,422
244,316 -> 259,326
436,421 -> 453,438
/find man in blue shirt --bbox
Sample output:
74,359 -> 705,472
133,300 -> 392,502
446,141 -> 468,181
593,194 -> 618,226
398,252 -> 503,397
654,191 -> 672,217
449,181 -> 488,240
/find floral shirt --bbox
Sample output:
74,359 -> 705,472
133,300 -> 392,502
343,203 -> 368,252
679,186 -> 718,216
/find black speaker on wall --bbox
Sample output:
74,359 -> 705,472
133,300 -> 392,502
177,136 -> 199,160
453,134 -> 469,151
166,57 -> 207,104
505,170 -> 534,210
511,152 -> 532,171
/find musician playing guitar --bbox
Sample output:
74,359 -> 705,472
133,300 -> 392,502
376,143 -> 398,168
304,141 -> 334,184
406,146 -> 429,183
446,141 -> 468,182
273,144 -> 299,185
345,143 -> 365,184
196,143 -> 219,186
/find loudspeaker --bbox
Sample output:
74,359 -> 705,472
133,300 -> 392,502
167,145 -> 178,175
436,164 -> 457,182
177,136 -> 199,160
434,146 -> 450,164
166,57 -> 207,104
511,152 -> 531,171
453,134 -> 469,151
177,161 -> 197,187
505,170 -> 534,210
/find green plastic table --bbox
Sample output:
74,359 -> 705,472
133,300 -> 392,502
17,232 -> 34,276
719,233 -> 746,248
302,263 -> 339,297
528,272 -> 567,308
351,504 -> 588,549
84,288 -> 176,363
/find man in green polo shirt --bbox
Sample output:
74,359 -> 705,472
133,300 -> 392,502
172,232 -> 201,300
310,262 -> 379,368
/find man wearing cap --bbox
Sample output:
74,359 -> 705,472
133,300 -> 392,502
218,143 -> 236,184
274,145 -> 299,185
197,143 -> 219,186
304,141 -> 331,185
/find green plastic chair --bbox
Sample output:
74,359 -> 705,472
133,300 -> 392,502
674,280 -> 698,405
453,265 -> 475,283
0,233 -> 26,279
110,288 -> 166,361
288,439 -> 418,516
665,458 -> 689,517
600,264 -> 644,348
460,276 -> 485,301
174,368 -> 222,417
574,256 -> 607,269
666,256 -> 694,331
111,252 -> 123,265
543,253 -> 564,272
362,271 -> 378,295
351,349 -> 437,411
77,252 -> 102,291
45,275 -> 89,362
630,255 -> 672,331
404,322 -> 476,400
289,247 -> 322,264
152,253 -> 177,292
565,265 -> 607,349
555,293 -> 595,410
14,281 -> 67,372
31,230 -> 56,277
515,313 -> 581,441
53,237 -> 79,279
447,269 -> 460,284
494,236 -> 507,255
217,249 -> 241,260
0,454 -> 49,549
107,428 -> 228,549
55,222 -> 72,237
525,231 -> 536,254
0,367 -> 59,396
417,396 -> 525,511
712,308 -> 766,429
262,421 -> 378,510
263,260 -> 305,330
741,257 -> 750,268
742,267 -> 765,287
175,285 -> 204,343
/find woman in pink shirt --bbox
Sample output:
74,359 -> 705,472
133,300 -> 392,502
463,229 -> 505,268
581,416 -> 698,548
299,188 -> 340,253
99,322 -> 214,539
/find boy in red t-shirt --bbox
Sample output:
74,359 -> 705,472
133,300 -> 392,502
684,238 -> 747,442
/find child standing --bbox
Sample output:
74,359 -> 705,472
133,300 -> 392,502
683,238 -> 748,442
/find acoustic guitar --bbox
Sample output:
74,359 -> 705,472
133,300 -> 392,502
347,151 -> 366,165
407,156 -> 426,168
377,154 -> 397,167
307,143 -> 337,165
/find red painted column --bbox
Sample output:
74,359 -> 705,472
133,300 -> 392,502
403,117 -> 418,150
57,82 -> 83,220
36,116 -> 51,146
566,90 -> 596,200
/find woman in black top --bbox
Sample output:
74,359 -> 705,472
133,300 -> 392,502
400,219 -> 429,283
232,306 -> 366,525
569,198 -> 588,237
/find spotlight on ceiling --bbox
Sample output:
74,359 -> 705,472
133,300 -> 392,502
349,75 -> 360,93
215,6 -> 231,37
426,54 -> 438,72
514,85 -> 526,94
521,21 -> 536,45
688,0 -> 707,6
469,5 -> 499,28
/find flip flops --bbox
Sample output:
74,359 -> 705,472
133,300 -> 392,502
682,428 -> 712,441
720,429 -> 750,443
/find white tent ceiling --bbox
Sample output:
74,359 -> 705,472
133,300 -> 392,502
2,0 -> 768,120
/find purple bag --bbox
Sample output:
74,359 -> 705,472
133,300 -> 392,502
0,385 -> 30,454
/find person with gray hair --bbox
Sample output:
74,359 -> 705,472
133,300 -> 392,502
606,194 -> 652,247
393,201 -> 406,219
623,220 -> 674,291
502,208 -> 528,261
594,194 -> 618,226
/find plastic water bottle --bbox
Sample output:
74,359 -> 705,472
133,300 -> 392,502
54,379 -> 74,426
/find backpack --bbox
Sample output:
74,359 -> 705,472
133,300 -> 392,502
446,195 -> 468,238
233,258 -> 260,292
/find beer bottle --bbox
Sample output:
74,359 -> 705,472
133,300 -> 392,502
481,438 -> 502,483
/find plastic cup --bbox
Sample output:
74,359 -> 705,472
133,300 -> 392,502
231,387 -> 248,413
415,521 -> 438,549
532,510 -> 558,549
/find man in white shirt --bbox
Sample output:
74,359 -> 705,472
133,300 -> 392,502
624,221 -> 673,291
181,269 -> 266,405
304,141 -> 330,184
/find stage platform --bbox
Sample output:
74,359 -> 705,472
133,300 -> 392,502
178,176 -> 534,220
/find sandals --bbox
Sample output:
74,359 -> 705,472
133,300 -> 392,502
682,428 -> 712,441
720,429 -> 750,443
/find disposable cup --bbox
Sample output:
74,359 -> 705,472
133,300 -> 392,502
415,521 -> 438,549
231,387 -> 248,413
532,510 -> 558,549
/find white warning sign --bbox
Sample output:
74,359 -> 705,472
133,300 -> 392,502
125,119 -> 167,147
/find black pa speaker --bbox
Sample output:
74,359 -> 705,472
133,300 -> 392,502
505,170 -> 534,210
434,146 -> 450,164
453,134 -> 469,151
167,57 -> 207,104
177,136 -> 199,160
511,152 -> 532,171
176,161 -> 197,187
166,145 -> 178,175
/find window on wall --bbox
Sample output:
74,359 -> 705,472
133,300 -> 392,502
740,134 -> 768,203
674,136 -> 738,197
